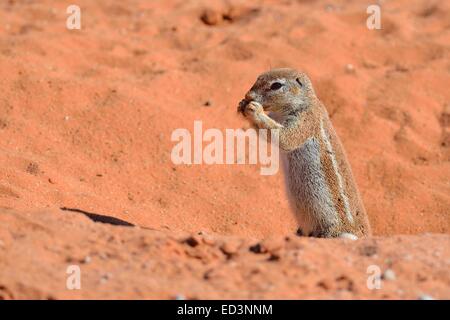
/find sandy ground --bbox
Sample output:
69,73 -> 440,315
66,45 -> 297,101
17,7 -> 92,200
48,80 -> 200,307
0,0 -> 449,299
1,208 -> 449,299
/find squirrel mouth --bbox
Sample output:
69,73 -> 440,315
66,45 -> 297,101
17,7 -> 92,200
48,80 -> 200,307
237,99 -> 250,114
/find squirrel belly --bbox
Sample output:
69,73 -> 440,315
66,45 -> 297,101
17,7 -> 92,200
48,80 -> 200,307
281,136 -> 340,237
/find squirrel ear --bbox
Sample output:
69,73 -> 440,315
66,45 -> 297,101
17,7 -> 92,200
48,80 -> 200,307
296,78 -> 303,87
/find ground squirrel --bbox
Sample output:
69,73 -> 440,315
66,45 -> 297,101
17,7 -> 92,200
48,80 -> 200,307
238,68 -> 371,239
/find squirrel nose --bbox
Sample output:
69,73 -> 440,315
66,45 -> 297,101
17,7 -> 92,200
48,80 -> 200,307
245,91 -> 257,101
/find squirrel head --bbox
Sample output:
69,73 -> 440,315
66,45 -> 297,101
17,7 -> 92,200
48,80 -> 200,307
242,68 -> 316,115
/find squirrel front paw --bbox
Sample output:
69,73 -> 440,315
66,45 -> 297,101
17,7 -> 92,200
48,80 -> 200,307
238,100 -> 263,117
244,101 -> 263,117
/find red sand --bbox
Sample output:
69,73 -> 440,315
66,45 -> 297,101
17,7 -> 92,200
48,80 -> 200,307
0,0 -> 449,299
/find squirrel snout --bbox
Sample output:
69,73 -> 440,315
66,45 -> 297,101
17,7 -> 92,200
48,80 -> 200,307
238,99 -> 249,114
238,92 -> 257,114
245,91 -> 257,102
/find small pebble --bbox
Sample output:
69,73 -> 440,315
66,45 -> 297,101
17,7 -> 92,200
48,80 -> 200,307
200,9 -> 221,26
249,243 -> 265,254
383,269 -> 396,281
362,60 -> 378,69
99,252 -> 108,260
418,294 -> 434,300
260,237 -> 284,253
100,273 -> 112,284
184,235 -> 201,247
345,63 -> 355,73
201,234 -> 215,246
175,294 -> 185,300
220,240 -> 241,256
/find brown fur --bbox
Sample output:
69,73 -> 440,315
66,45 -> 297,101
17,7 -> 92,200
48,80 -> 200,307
238,68 -> 371,238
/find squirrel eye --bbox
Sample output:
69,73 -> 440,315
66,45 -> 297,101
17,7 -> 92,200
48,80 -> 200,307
296,78 -> 303,87
270,82 -> 283,90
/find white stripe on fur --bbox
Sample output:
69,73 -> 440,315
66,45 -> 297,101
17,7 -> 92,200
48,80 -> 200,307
320,120 -> 354,224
